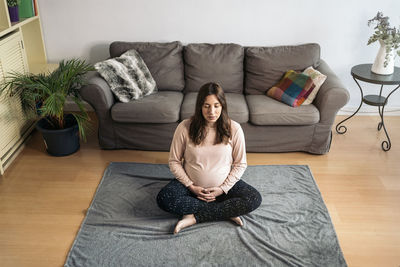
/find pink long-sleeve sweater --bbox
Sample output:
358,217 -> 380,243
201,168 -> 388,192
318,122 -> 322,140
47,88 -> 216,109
168,119 -> 247,193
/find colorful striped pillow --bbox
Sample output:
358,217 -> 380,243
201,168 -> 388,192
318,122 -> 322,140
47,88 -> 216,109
266,70 -> 316,107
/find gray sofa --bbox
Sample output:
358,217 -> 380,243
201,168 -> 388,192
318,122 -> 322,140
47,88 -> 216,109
80,41 -> 349,154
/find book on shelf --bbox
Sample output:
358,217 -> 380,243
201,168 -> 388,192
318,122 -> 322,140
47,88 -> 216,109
19,0 -> 36,18
33,0 -> 38,16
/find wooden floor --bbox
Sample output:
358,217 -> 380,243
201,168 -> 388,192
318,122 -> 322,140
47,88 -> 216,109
0,115 -> 399,267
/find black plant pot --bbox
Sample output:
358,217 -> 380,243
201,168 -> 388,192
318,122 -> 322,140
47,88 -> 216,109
35,114 -> 80,156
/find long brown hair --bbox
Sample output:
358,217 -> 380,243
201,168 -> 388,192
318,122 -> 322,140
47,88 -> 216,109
189,82 -> 231,145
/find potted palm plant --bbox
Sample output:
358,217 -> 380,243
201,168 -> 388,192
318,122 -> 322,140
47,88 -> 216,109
0,59 -> 94,156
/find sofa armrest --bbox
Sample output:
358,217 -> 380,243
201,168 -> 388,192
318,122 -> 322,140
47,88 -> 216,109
80,71 -> 115,111
314,60 -> 350,124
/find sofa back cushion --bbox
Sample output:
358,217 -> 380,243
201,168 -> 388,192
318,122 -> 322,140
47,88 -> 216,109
109,41 -> 184,91
184,43 -> 244,93
245,43 -> 321,95
180,92 -> 249,123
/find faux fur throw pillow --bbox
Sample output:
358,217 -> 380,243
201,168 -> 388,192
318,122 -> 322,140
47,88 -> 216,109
94,49 -> 157,102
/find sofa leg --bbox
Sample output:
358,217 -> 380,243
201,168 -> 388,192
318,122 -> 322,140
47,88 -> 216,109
327,130 -> 333,152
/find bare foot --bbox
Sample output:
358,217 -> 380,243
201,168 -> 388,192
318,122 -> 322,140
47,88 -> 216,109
230,216 -> 243,226
174,214 -> 196,234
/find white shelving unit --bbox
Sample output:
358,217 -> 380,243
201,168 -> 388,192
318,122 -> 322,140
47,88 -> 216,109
0,0 -> 49,175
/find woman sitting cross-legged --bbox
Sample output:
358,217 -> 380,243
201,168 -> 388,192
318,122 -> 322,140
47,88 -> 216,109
156,82 -> 262,234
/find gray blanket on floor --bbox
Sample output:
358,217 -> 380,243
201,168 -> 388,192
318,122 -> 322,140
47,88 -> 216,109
64,163 -> 346,267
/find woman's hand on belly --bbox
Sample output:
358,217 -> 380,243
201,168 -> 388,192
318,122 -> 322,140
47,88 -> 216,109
188,184 -> 217,202
203,187 -> 224,200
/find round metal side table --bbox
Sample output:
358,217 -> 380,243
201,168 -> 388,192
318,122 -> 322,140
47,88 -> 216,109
336,64 -> 400,151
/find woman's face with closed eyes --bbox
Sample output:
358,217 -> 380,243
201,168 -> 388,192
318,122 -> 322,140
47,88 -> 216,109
202,94 -> 222,126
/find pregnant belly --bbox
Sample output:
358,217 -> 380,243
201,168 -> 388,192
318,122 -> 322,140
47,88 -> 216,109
185,165 -> 230,188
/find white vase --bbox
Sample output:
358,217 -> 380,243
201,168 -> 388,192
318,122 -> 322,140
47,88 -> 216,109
371,39 -> 395,75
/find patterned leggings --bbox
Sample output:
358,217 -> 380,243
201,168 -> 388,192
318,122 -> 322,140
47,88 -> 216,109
156,179 -> 262,223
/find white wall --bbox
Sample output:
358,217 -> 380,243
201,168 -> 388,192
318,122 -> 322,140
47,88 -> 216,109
38,0 -> 400,113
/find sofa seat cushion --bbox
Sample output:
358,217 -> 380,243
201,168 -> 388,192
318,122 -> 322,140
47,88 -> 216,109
184,43 -> 244,93
111,91 -> 183,123
245,43 -> 321,95
109,41 -> 184,91
180,92 -> 249,123
246,95 -> 319,126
